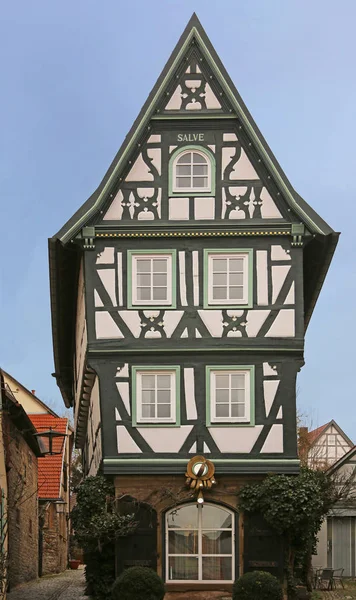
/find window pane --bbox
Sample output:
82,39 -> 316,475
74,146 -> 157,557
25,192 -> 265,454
193,153 -> 206,164
142,404 -> 155,418
136,259 -> 151,273
193,165 -> 208,175
176,177 -> 191,188
141,375 -> 155,389
213,273 -> 227,286
231,374 -> 245,388
215,389 -> 229,403
229,286 -> 244,300
231,389 -> 245,404
157,390 -> 171,404
153,287 -> 167,301
215,375 -> 229,388
167,505 -> 199,529
212,259 -> 227,272
216,404 -> 229,418
177,153 -> 191,164
141,390 -> 155,404
212,287 -> 227,300
157,375 -> 171,388
169,530 -> 198,554
202,530 -> 232,554
168,556 -> 198,580
229,273 -> 244,286
201,506 -> 232,528
229,258 -> 244,271
231,404 -> 245,418
193,177 -> 208,188
137,287 -> 151,301
176,165 -> 191,176
202,557 -> 232,581
153,273 -> 167,286
153,259 -> 167,272
157,404 -> 171,418
137,273 -> 151,286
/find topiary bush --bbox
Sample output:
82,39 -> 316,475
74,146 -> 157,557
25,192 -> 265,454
233,570 -> 283,600
111,566 -> 165,600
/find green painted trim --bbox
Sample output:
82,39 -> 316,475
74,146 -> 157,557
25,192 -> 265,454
168,145 -> 216,197
203,248 -> 253,309
206,365 -> 255,427
103,458 -> 300,464
151,114 -> 236,120
127,249 -> 177,309
132,365 -> 181,427
192,29 -> 324,235
59,25 -> 325,243
88,346 -> 304,354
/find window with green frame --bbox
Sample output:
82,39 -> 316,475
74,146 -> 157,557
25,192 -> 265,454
206,365 -> 255,426
132,366 -> 181,426
169,146 -> 216,196
203,249 -> 253,308
127,250 -> 177,309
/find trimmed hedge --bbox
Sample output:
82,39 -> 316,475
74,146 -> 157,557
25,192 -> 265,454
233,570 -> 283,600
111,566 -> 165,600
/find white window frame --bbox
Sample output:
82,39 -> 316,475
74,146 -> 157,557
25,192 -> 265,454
131,253 -> 173,306
172,149 -> 211,193
207,252 -> 249,306
136,370 -> 177,424
166,503 -> 235,583
210,369 -> 250,423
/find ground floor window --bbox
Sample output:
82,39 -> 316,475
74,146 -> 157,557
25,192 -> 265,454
166,503 -> 234,582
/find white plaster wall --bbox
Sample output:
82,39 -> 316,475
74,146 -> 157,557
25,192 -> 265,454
75,260 -> 88,405
87,378 -> 103,476
312,520 -> 328,568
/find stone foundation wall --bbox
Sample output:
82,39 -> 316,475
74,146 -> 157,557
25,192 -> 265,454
6,420 -> 38,588
114,472 -> 263,598
41,503 -> 68,575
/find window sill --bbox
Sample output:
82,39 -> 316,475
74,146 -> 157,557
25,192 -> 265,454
133,423 -> 180,428
165,583 -> 233,592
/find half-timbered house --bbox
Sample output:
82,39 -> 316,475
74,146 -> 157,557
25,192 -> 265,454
49,14 -> 338,593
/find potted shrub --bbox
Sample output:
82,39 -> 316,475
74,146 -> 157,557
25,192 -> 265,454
111,566 -> 165,600
233,570 -> 283,600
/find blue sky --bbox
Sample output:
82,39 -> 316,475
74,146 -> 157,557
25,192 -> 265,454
1,1 -> 355,436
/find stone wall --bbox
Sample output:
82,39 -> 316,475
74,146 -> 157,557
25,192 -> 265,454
6,417 -> 38,588
41,502 -> 68,575
114,473 -> 263,598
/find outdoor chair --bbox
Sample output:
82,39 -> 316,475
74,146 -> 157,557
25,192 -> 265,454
316,568 -> 334,591
332,568 -> 344,589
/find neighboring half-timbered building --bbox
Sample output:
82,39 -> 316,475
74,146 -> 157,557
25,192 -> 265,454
49,14 -> 338,593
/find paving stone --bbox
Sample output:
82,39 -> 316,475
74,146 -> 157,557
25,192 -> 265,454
7,568 -> 88,600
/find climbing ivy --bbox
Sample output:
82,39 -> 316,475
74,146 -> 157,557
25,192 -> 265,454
71,476 -> 136,598
238,469 -> 339,596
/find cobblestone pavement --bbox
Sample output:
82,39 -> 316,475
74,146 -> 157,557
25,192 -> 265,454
7,567 -> 88,600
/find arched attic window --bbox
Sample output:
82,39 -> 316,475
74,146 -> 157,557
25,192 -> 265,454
170,147 -> 215,195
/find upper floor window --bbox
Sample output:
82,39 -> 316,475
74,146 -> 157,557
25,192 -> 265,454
132,366 -> 180,426
206,365 -> 255,425
170,146 -> 215,196
128,250 -> 176,308
204,250 -> 253,308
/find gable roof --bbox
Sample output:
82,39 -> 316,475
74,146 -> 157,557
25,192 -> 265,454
49,14 -> 339,408
29,414 -> 68,499
53,13 -> 336,244
0,374 -> 43,457
307,420 -> 354,449
327,445 -> 356,475
0,368 -> 60,417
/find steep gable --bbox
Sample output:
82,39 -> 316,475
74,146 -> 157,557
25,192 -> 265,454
308,420 -> 353,466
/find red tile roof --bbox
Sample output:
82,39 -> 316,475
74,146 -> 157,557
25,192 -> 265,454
307,422 -> 330,445
29,415 -> 68,499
